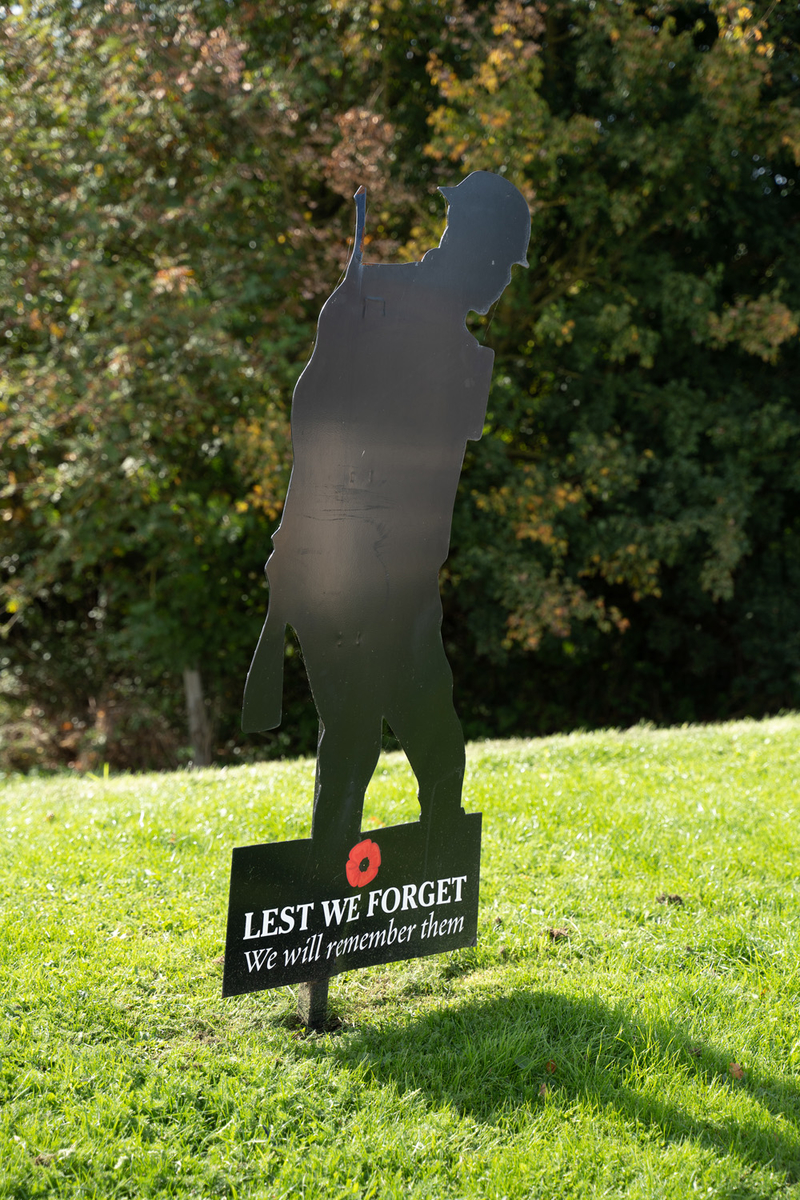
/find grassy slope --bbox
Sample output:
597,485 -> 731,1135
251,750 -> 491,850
1,716 -> 799,1199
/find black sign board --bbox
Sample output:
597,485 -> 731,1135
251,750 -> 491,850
223,813 -> 481,996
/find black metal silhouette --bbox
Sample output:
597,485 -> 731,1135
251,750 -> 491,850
243,171 -> 530,853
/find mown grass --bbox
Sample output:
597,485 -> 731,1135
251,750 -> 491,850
1,715 -> 799,1199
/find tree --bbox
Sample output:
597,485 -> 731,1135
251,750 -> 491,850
0,0 -> 458,765
424,0 -> 800,731
2,0 -> 799,768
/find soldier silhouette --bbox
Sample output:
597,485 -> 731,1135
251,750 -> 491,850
243,171 -> 531,852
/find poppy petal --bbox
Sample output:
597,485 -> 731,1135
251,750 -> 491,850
346,838 -> 381,888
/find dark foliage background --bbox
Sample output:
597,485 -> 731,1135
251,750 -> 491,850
1,0 -> 798,770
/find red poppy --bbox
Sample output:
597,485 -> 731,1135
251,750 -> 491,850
346,838 -> 381,888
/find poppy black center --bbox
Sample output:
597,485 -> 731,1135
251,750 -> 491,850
359,856 -> 370,873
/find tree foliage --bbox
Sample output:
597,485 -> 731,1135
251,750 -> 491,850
1,0 -> 798,768
429,0 -> 800,733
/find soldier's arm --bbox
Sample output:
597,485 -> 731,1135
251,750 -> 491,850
462,341 -> 495,442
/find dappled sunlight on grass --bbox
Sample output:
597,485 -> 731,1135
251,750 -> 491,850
1,716 -> 799,1197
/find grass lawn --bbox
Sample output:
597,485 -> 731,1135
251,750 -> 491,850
1,715 -> 799,1199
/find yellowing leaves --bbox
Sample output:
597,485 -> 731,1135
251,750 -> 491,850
504,573 -> 630,651
426,2 -> 546,166
580,544 -> 661,602
717,0 -> 774,57
151,265 -> 197,296
707,293 -> 798,364
323,107 -> 406,218
231,412 -> 291,522
514,482 -> 584,549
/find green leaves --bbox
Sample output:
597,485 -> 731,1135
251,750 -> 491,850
434,0 -> 800,731
2,0 -> 800,762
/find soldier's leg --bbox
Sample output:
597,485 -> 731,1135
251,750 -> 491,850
310,703 -> 383,852
383,602 -> 465,826
296,627 -> 383,852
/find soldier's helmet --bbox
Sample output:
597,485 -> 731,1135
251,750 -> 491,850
439,171 -> 530,268
436,171 -> 530,313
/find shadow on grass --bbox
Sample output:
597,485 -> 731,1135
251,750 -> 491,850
333,990 -> 800,1188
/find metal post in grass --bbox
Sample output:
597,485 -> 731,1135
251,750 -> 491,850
223,174 -> 531,1029
297,980 -> 329,1032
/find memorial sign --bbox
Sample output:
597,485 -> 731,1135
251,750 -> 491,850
223,814 -> 481,996
223,172 -> 531,1018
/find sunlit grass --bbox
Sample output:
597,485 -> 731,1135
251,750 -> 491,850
2,715 -> 799,1198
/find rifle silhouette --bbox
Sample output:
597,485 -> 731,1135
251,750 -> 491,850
242,185 -> 367,734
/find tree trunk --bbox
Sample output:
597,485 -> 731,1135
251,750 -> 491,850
183,666 -> 212,767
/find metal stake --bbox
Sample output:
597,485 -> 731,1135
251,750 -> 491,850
297,979 -> 329,1031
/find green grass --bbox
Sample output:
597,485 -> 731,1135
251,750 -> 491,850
2,715 -> 799,1199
